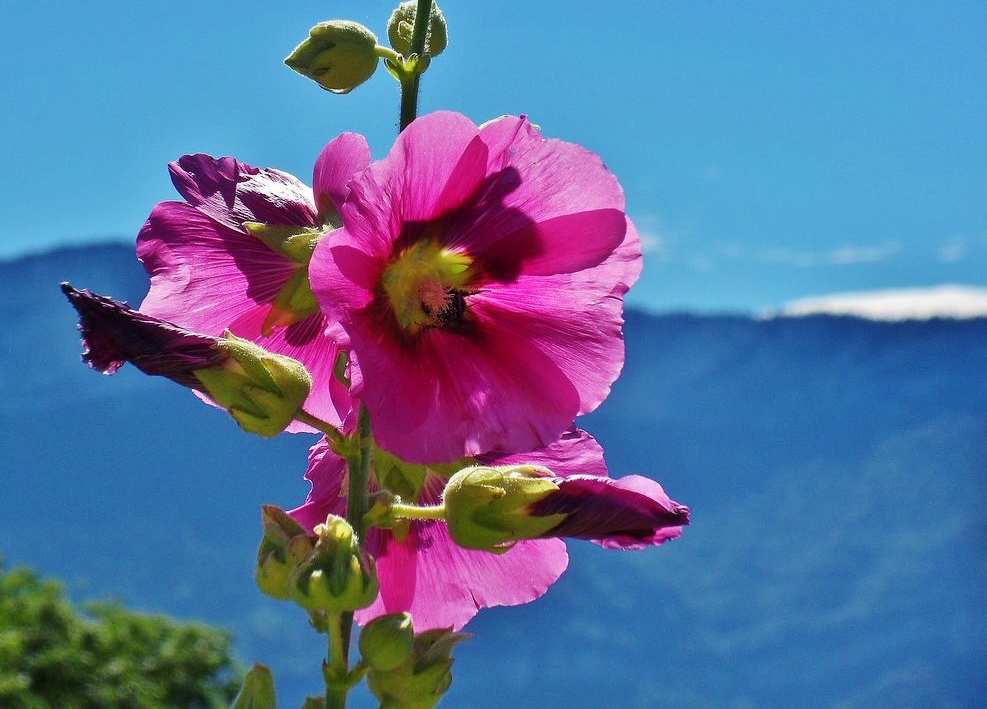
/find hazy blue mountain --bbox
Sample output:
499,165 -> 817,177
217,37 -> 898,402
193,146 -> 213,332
3,244 -> 985,708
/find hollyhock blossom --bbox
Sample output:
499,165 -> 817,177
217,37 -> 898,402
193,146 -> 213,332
288,429 -> 680,630
310,110 -> 642,463
137,133 -> 371,430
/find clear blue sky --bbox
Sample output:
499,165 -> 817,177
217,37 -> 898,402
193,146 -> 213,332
2,1 -> 984,312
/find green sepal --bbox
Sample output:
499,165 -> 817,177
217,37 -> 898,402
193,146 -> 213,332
442,466 -> 566,551
243,223 -> 322,264
231,663 -> 277,709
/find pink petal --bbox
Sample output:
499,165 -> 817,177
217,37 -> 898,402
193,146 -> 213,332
534,474 -> 690,550
481,428 -> 609,477
139,202 -> 348,429
287,437 -> 348,532
357,478 -> 568,631
313,133 -> 372,222
169,154 -> 317,232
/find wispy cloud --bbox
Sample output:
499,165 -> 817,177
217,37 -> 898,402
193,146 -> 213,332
762,242 -> 899,268
938,236 -> 967,263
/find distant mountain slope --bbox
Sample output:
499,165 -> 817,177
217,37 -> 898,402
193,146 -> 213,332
3,244 -> 985,708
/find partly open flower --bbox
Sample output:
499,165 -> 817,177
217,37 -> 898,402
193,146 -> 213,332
443,465 -> 689,552
310,111 -> 642,463
137,133 -> 371,431
62,284 -> 311,437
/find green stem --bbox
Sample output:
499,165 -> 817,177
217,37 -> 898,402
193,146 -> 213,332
295,409 -> 347,452
391,502 -> 447,521
398,0 -> 435,131
325,613 -> 349,709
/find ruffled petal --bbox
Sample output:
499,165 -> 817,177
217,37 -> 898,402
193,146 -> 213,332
169,154 -> 317,231
313,133 -> 372,222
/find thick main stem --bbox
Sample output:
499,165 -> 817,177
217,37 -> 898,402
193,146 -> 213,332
322,407 -> 373,708
398,0 -> 435,131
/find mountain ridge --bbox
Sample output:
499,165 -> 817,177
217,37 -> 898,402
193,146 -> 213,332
3,244 -> 985,708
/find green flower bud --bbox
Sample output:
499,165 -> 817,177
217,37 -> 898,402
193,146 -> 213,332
442,465 -> 567,552
194,332 -> 312,438
231,663 -> 277,709
359,613 -> 415,672
361,614 -> 467,709
285,21 -> 379,94
255,506 -> 315,600
289,515 -> 379,614
387,1 -> 448,57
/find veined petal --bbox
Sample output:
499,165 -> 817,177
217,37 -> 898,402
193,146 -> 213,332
313,132 -> 372,222
169,154 -> 318,231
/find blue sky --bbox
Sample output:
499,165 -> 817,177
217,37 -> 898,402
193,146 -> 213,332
2,0 -> 984,312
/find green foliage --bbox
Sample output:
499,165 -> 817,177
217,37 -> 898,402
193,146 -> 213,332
0,561 -> 241,708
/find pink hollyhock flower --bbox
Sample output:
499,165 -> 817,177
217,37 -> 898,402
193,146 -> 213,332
137,133 -> 371,430
287,429 -> 682,631
310,111 -> 642,463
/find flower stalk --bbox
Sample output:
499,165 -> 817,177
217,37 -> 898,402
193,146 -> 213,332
399,0 -> 435,130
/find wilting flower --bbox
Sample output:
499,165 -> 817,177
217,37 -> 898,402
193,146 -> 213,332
62,284 -> 311,437
137,133 -> 371,430
310,110 -> 642,463
288,429 -> 682,630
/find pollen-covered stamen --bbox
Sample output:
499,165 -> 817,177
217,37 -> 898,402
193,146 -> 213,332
418,282 -> 468,328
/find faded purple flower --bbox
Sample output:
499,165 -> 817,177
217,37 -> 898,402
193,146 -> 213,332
137,133 -> 371,430
62,283 -> 224,388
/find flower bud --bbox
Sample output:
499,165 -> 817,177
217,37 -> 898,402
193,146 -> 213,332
288,515 -> 379,614
359,613 -> 415,672
231,663 -> 277,709
442,465 -> 565,552
360,613 -> 467,709
255,506 -> 316,600
285,21 -> 379,94
387,1 -> 448,57
194,332 -> 312,438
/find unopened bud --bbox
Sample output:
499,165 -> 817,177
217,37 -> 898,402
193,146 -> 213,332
255,506 -> 316,600
359,613 -> 415,672
195,332 -> 312,437
442,465 -> 565,552
387,1 -> 448,57
360,613 -> 467,709
289,515 -> 379,613
285,21 -> 379,94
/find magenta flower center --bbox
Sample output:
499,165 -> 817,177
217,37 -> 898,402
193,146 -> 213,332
380,240 -> 475,335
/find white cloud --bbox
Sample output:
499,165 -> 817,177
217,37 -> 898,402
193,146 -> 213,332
767,285 -> 987,321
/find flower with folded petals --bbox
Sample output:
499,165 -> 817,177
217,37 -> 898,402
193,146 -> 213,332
137,133 -> 371,430
62,284 -> 311,437
443,465 -> 689,552
310,110 -> 642,463
287,428 -> 680,630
